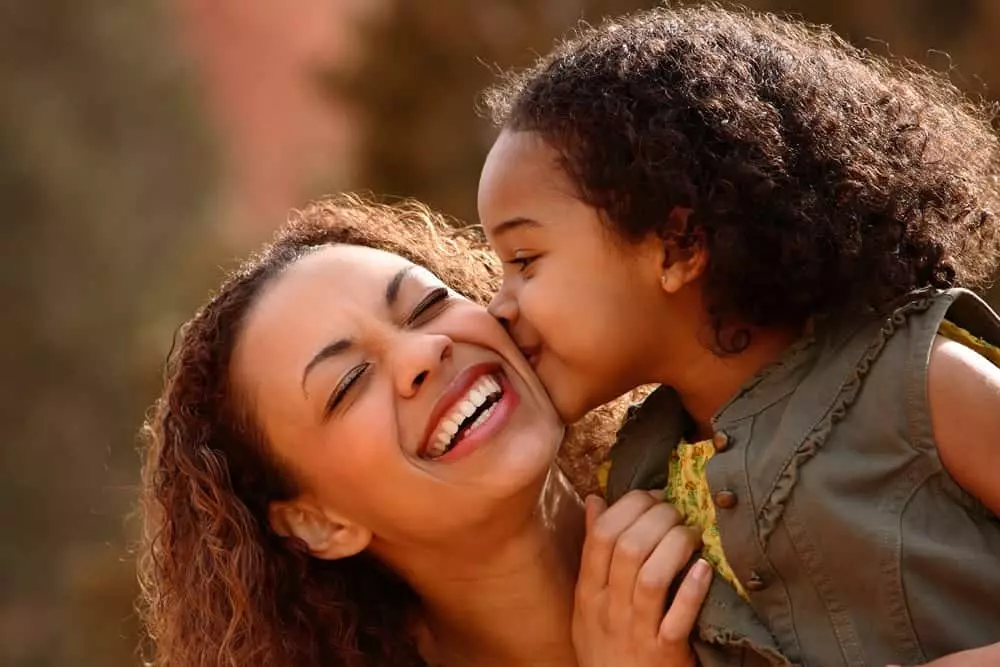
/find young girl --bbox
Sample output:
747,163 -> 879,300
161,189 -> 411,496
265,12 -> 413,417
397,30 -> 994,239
479,6 -> 1000,667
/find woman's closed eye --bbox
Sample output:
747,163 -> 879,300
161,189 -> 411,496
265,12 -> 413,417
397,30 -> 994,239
325,362 -> 371,418
404,287 -> 451,327
321,288 -> 450,419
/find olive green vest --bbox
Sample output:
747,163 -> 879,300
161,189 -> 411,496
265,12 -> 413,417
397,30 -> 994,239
607,288 -> 1000,667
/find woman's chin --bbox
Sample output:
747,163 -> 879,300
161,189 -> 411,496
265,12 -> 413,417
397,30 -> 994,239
489,435 -> 562,499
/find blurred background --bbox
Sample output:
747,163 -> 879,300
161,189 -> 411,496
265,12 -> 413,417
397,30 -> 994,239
2,1 -> 998,664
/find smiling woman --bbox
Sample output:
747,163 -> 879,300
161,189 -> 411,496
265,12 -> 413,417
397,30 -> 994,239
138,195 -> 636,667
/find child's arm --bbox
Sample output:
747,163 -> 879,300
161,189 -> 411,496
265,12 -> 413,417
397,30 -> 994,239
927,335 -> 1000,516
889,339 -> 1000,667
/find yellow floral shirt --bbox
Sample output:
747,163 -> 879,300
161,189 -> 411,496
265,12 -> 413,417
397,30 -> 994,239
597,320 -> 1000,601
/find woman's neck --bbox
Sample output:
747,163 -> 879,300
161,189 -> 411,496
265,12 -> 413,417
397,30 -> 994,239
397,467 -> 584,667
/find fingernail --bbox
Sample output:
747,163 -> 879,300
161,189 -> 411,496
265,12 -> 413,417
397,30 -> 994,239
691,558 -> 712,582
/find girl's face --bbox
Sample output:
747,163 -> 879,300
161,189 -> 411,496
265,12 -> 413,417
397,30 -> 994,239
231,244 -> 564,556
478,130 -> 672,423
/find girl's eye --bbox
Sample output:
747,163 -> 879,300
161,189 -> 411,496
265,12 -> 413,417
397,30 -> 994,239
325,362 -> 370,417
507,254 -> 538,273
405,287 -> 450,327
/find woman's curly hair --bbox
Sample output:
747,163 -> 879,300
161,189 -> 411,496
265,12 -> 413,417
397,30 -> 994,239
484,4 -> 1000,350
138,195 -> 619,666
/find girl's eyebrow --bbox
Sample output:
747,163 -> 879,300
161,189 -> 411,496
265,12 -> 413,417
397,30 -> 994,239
491,217 -> 541,238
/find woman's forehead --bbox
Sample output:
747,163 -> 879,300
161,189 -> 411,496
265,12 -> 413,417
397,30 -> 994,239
293,244 -> 412,277
262,244 -> 441,297
245,245 -> 444,342
232,246 -> 433,415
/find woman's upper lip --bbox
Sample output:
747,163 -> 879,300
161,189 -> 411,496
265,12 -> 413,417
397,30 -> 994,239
418,361 -> 501,456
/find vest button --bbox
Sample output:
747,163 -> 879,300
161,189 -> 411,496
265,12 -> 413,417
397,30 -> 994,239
714,490 -> 738,509
745,571 -> 767,592
712,431 -> 730,452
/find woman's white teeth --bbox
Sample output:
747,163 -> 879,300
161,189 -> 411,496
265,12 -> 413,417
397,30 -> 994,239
425,374 -> 503,458
468,402 -> 497,430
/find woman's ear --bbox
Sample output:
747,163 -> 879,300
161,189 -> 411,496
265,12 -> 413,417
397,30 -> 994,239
659,207 -> 707,294
269,500 -> 372,560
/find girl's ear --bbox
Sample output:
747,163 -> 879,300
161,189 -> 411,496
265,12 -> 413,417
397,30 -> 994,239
659,207 -> 707,294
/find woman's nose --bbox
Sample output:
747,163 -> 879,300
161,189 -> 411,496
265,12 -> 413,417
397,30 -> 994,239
394,332 -> 453,397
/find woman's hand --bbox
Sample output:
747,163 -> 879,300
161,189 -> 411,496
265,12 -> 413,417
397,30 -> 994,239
572,490 -> 712,667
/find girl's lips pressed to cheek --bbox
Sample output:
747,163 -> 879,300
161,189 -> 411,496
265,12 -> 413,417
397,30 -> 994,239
518,345 -> 541,368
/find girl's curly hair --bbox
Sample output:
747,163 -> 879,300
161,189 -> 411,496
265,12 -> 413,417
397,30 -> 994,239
483,4 -> 1000,350
138,195 -> 620,666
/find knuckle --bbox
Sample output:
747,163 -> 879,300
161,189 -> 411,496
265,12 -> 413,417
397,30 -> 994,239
681,532 -> 702,555
590,521 -> 620,548
659,624 -> 686,644
665,524 -> 700,552
612,535 -> 646,564
673,577 -> 697,600
621,489 -> 657,510
575,584 -> 603,608
653,501 -> 682,525
635,567 -> 670,595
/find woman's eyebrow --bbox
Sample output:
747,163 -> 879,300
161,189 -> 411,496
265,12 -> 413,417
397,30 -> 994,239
301,338 -> 352,393
302,266 -> 418,393
385,265 -> 414,307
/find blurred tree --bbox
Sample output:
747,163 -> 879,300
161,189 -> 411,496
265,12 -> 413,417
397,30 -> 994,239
0,0 -> 219,664
338,0 -> 658,225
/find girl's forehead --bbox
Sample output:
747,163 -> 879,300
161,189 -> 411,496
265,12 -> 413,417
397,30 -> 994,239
479,132 -> 581,235
486,131 -> 560,174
